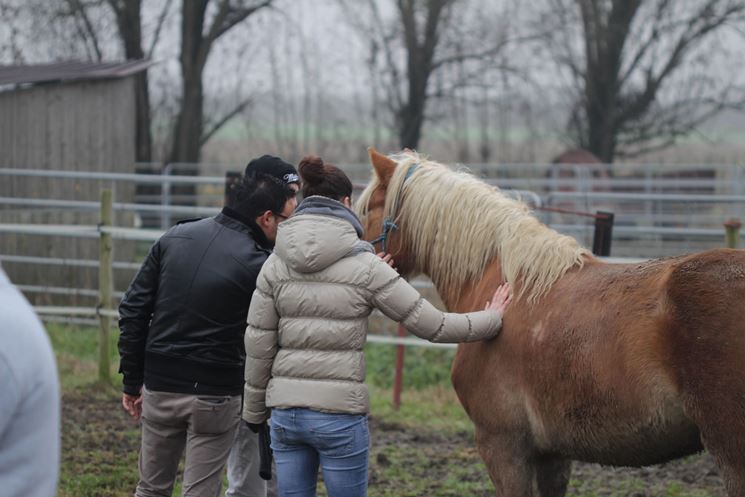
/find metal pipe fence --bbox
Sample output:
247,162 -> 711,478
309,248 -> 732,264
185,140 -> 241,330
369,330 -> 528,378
1,216 -> 651,350
0,254 -> 141,270
3,165 -> 744,397
0,196 -> 219,216
4,163 -> 744,310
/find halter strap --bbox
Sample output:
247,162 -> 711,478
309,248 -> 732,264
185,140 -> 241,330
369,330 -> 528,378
371,162 -> 418,253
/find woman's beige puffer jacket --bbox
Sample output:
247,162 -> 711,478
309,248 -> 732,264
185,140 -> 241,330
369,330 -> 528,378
242,196 -> 502,424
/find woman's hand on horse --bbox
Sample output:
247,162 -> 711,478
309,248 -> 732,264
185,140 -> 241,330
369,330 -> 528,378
377,252 -> 396,270
485,283 -> 512,315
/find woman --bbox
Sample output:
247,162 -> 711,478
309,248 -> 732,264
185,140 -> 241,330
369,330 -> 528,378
242,156 -> 511,497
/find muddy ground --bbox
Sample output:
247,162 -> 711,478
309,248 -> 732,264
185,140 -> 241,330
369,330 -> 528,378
370,417 -> 725,497
62,390 -> 726,497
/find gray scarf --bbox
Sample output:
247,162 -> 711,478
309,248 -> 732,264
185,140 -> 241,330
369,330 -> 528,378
293,196 -> 374,256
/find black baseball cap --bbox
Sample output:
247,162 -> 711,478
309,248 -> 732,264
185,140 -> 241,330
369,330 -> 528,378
245,155 -> 300,186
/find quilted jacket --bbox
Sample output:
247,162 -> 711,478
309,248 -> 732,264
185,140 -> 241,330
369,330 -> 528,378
242,196 -> 502,423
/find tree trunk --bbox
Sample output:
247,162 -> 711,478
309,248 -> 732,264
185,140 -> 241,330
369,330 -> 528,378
399,98 -> 425,149
587,118 -> 616,163
169,0 -> 208,164
170,72 -> 204,163
169,67 -> 202,206
110,0 -> 152,162
585,80 -> 619,163
399,51 -> 429,149
133,71 -> 152,163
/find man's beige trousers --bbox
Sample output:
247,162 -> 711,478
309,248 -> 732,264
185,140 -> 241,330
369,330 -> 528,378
135,387 -> 241,497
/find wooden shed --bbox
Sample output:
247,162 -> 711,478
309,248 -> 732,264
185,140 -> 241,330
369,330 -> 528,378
0,61 -> 150,306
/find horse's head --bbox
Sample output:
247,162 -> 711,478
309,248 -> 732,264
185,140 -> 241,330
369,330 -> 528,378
356,147 -> 591,306
355,147 -> 419,275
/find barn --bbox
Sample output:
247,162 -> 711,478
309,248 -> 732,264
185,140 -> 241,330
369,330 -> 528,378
0,60 -> 151,305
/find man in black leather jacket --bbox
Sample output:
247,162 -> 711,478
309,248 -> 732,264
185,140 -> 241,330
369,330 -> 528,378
118,157 -> 298,497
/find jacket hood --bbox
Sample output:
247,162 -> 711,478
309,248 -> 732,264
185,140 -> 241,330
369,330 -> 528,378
275,196 -> 374,273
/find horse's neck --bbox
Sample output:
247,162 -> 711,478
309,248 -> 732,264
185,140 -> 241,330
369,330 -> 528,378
425,257 -> 505,313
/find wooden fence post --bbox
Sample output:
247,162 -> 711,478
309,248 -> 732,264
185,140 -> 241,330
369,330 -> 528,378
725,218 -> 742,249
98,189 -> 114,384
592,211 -> 614,256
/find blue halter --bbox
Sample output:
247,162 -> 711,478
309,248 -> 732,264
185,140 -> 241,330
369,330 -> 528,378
370,163 -> 418,253
370,218 -> 399,253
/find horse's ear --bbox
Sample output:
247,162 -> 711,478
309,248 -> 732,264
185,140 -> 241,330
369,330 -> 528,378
368,147 -> 396,185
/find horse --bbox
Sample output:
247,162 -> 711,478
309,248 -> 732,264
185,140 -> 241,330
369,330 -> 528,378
355,148 -> 745,497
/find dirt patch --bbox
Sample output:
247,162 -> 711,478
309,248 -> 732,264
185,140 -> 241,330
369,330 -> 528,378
62,387 -> 140,454
60,389 -> 726,497
368,417 -> 726,497
60,387 -> 141,497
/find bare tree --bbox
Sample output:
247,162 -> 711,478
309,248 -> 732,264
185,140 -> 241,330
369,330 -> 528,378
394,0 -> 454,149
543,0 -> 745,162
366,0 -> 459,150
169,0 -> 273,163
339,0 -> 518,151
106,0 -> 173,162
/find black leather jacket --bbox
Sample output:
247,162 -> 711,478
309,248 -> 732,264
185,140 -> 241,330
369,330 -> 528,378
118,208 -> 272,396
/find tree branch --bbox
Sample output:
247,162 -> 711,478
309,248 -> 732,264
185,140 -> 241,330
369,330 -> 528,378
618,0 -> 672,86
64,0 -> 104,61
619,1 -> 745,125
198,0 -> 273,70
200,96 -> 253,146
206,0 -> 273,45
148,0 -> 174,57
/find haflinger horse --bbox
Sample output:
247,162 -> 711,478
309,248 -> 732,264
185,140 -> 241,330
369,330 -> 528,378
355,147 -> 745,496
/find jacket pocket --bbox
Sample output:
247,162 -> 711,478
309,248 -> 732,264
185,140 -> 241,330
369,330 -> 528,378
191,395 -> 240,435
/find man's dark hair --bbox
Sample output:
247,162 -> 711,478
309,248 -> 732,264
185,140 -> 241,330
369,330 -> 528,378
233,173 -> 295,220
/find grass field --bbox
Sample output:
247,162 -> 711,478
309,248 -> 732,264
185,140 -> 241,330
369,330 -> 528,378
50,323 -> 724,497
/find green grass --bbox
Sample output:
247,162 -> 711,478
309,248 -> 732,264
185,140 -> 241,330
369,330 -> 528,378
369,384 -> 474,433
47,322 -> 121,390
365,343 -> 457,390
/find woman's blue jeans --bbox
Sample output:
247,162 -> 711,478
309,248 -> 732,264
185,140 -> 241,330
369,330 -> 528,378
270,408 -> 369,497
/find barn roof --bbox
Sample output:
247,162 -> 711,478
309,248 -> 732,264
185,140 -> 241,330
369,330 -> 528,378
0,60 -> 151,86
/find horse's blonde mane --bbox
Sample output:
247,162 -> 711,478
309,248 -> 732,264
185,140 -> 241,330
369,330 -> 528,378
357,152 -> 591,305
